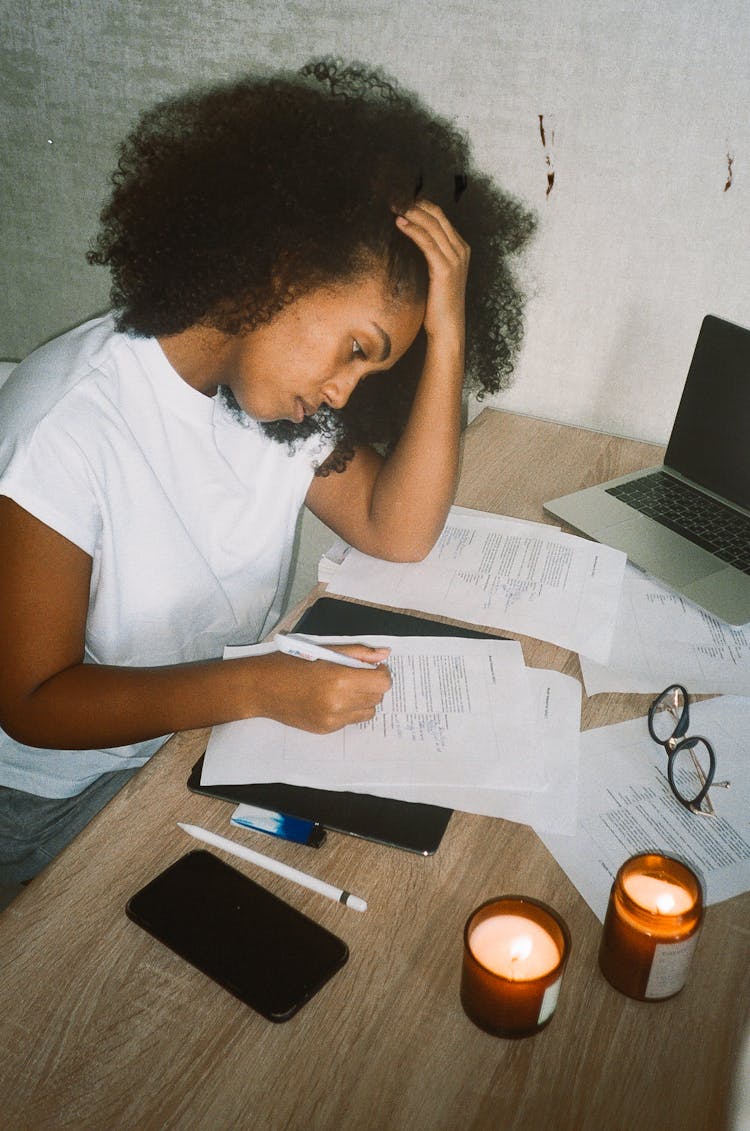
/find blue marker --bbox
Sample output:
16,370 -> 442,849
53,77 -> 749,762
230,803 -> 326,848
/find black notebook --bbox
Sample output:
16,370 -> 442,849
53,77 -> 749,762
188,597 -> 499,855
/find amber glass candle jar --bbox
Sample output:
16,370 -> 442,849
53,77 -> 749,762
598,853 -> 704,1001
460,896 -> 571,1038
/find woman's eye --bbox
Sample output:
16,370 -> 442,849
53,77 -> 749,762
352,339 -> 366,360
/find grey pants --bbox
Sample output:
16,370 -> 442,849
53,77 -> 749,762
0,766 -> 139,884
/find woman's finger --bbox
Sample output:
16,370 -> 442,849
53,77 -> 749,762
327,643 -> 392,665
396,213 -> 466,273
398,199 -> 469,258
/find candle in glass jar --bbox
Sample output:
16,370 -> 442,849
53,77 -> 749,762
460,897 -> 571,1038
469,914 -> 561,979
622,873 -> 695,917
599,853 -> 703,1001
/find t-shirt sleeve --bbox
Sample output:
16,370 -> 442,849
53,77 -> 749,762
0,411 -> 101,555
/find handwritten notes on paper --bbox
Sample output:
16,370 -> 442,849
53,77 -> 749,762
324,510 -> 626,664
579,565 -> 750,695
536,696 -> 750,920
201,635 -> 582,834
365,664 -> 582,835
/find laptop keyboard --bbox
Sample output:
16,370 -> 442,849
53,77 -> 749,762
606,471 -> 750,574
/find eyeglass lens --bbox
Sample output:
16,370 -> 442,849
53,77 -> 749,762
668,738 -> 715,809
649,686 -> 686,743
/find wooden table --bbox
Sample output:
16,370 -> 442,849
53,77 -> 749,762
1,409 -> 747,1131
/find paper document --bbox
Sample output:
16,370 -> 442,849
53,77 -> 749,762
536,696 -> 750,920
204,636 -> 544,791
354,666 -> 582,835
324,511 -> 626,663
317,507 -> 560,584
580,565 -> 750,695
202,635 -> 583,834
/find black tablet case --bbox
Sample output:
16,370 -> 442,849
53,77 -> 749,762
188,597 -> 497,854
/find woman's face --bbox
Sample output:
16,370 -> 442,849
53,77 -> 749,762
215,272 -> 425,424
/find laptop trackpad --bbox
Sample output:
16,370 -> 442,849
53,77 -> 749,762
592,515 -> 718,585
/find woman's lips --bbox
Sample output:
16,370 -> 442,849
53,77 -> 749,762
292,396 -> 318,422
292,396 -> 305,423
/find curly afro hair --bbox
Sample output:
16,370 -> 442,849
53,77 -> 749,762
88,58 -> 536,467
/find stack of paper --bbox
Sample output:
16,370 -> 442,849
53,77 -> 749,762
319,507 -> 749,696
536,696 -> 750,919
317,536 -> 350,584
322,508 -> 627,664
204,506 -> 747,852
316,509 -> 539,585
580,563 -> 750,695
201,634 -> 582,835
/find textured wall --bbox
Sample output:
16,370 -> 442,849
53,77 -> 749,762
1,0 -> 748,443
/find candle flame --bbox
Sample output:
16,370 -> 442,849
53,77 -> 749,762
509,934 -> 533,963
656,893 -> 676,914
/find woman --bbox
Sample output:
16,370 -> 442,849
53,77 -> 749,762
0,60 -> 535,881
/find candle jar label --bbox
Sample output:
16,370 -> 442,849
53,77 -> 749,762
537,976 -> 562,1025
645,934 -> 700,1000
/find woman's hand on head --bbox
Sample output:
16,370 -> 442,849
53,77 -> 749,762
306,202 -> 470,564
395,200 -> 470,341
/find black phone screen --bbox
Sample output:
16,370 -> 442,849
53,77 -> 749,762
126,850 -> 349,1021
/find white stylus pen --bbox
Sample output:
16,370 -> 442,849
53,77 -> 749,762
177,823 -> 368,912
274,632 -> 379,669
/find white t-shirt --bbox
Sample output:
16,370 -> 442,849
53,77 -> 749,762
0,314 -> 330,797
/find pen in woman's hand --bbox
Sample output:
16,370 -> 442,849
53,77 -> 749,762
274,633 -> 388,670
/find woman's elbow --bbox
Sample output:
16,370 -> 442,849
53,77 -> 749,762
379,536 -> 436,564
0,699 -> 63,750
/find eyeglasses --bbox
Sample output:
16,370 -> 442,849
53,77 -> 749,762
648,685 -> 730,817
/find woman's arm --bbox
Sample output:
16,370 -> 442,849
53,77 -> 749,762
0,498 -> 390,750
305,201 -> 470,562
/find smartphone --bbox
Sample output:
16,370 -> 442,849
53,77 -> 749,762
126,850 -> 349,1021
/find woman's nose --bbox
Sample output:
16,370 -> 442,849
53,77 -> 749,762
320,370 -> 360,410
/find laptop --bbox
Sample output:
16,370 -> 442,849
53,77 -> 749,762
544,314 -> 750,625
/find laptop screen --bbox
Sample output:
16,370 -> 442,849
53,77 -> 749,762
665,315 -> 750,511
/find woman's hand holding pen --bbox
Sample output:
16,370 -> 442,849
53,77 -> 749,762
246,647 -> 392,734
